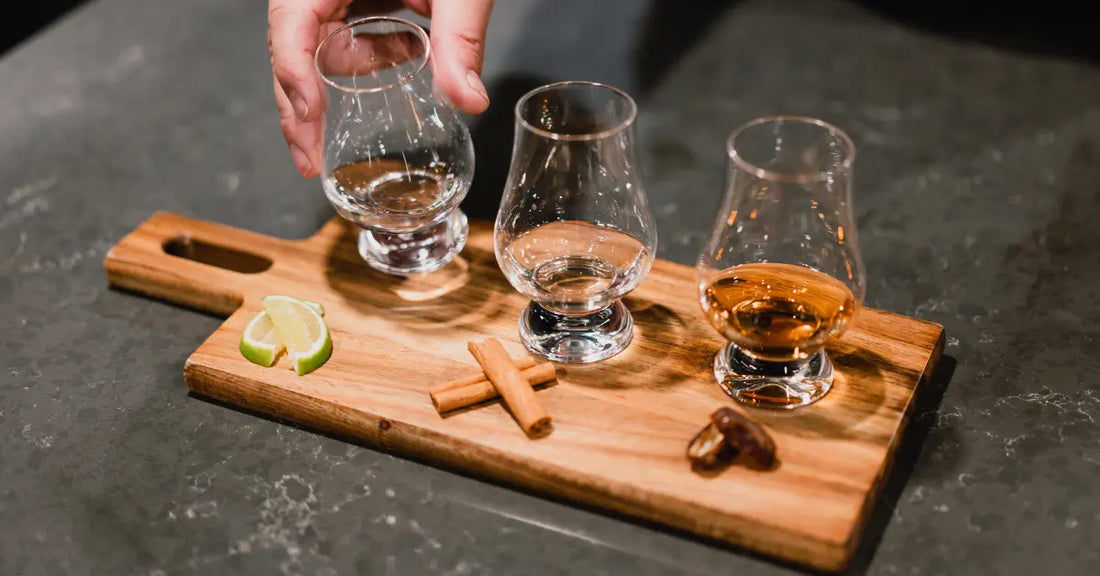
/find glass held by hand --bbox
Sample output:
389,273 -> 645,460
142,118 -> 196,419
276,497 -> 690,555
315,16 -> 474,276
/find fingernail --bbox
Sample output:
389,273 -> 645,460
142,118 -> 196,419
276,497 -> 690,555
288,91 -> 309,121
465,70 -> 489,103
289,144 -> 312,176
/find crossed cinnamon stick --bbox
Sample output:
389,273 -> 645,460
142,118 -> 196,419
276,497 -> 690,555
429,338 -> 556,436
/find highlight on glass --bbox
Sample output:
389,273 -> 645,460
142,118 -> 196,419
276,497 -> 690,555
315,16 -> 475,275
696,115 -> 865,408
494,81 -> 657,363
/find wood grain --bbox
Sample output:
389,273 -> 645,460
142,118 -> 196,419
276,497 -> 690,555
103,212 -> 945,573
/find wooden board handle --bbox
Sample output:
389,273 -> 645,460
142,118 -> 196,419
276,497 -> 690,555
104,211 -> 278,315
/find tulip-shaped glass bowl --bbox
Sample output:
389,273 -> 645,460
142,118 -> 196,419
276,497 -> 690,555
315,16 -> 474,275
696,116 -> 865,408
495,82 -> 657,363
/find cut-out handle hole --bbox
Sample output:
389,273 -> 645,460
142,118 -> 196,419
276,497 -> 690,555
163,235 -> 272,274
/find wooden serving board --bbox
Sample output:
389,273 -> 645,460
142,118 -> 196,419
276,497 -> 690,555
104,212 -> 944,573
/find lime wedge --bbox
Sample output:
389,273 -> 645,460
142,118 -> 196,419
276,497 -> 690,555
239,300 -> 325,368
240,310 -> 281,367
261,295 -> 332,375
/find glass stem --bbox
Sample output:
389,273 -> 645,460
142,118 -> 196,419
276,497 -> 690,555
520,299 -> 634,363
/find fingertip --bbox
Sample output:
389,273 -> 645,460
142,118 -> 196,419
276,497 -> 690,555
288,90 -> 310,122
462,70 -> 490,113
456,94 -> 490,115
442,68 -> 489,114
300,87 -> 324,123
306,148 -> 322,178
289,143 -> 314,177
283,80 -> 324,123
430,33 -> 489,114
285,137 -> 322,178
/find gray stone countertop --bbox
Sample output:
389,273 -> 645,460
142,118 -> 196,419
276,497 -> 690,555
1,0 -> 1097,574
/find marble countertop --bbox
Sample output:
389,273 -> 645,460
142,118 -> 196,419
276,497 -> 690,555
1,0 -> 1096,574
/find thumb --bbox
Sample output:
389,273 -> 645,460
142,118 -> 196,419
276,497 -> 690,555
429,0 -> 493,114
268,0 -> 348,122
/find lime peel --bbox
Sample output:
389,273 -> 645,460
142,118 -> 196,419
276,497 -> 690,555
261,295 -> 332,375
239,297 -> 330,375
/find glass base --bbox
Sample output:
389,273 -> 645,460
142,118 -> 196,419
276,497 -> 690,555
358,210 -> 468,276
519,300 -> 633,363
714,342 -> 833,409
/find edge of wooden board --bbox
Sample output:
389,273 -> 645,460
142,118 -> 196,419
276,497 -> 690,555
183,323 -> 947,574
840,325 -> 946,568
129,212 -> 951,573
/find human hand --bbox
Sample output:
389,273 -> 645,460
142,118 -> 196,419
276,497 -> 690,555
268,0 -> 493,177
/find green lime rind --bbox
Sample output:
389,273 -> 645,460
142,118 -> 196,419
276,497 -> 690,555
261,294 -> 333,376
239,310 -> 280,367
239,299 -> 328,370
292,327 -> 332,375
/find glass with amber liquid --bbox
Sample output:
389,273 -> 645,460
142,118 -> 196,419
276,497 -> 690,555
696,116 -> 865,408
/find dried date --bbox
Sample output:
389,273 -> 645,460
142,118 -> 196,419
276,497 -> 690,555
687,407 -> 777,471
686,420 -> 737,469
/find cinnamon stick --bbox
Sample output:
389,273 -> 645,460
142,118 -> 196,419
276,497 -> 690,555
432,356 -> 540,394
431,362 -> 557,413
467,338 -> 552,435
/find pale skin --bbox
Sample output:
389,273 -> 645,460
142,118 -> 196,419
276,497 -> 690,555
268,0 -> 494,178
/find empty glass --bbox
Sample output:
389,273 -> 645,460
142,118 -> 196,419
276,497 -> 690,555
696,116 -> 865,408
315,17 -> 474,275
495,82 -> 657,363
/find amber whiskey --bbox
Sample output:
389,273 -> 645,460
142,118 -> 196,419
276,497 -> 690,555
701,262 -> 855,362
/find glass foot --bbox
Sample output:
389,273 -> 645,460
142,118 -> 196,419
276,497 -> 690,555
519,300 -> 633,363
358,210 -> 468,276
714,342 -> 833,409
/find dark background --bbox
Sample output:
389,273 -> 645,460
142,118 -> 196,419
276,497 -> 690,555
4,2 -> 1096,61
1,1 -> 89,55
2,1 -> 1098,575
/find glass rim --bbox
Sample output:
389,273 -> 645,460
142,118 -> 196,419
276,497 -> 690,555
726,115 -> 856,184
314,16 -> 430,94
514,81 -> 638,142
